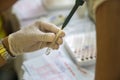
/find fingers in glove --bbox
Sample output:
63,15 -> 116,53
36,33 -> 56,42
52,44 -> 59,50
38,42 -> 48,49
56,38 -> 63,45
39,42 -> 53,49
55,30 -> 65,45
36,21 -> 60,33
59,30 -> 65,37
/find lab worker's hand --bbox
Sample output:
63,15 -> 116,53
8,21 -> 65,56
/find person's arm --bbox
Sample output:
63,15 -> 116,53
95,0 -> 120,80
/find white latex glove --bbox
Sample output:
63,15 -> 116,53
8,21 -> 65,56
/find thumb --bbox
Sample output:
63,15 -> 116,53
36,33 -> 55,42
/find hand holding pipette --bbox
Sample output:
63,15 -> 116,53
45,0 -> 85,55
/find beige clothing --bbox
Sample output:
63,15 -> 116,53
87,0 -> 106,21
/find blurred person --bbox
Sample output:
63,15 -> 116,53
0,0 -> 21,80
0,0 -> 65,66
87,0 -> 120,80
0,0 -> 65,80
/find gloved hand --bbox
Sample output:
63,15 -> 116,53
8,21 -> 65,56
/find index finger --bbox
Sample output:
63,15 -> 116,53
36,21 -> 60,34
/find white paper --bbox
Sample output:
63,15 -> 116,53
22,50 -> 94,80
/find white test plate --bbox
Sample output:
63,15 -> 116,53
64,32 -> 96,66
